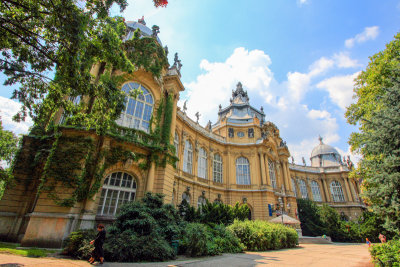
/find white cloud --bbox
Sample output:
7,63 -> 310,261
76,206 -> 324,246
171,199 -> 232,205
0,96 -> 33,135
317,72 -> 360,110
298,0 -> 309,5
182,47 -> 273,124
333,52 -> 360,68
183,47 -> 342,165
345,26 -> 379,48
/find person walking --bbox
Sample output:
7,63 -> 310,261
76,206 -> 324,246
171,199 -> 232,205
378,233 -> 386,243
89,224 -> 106,264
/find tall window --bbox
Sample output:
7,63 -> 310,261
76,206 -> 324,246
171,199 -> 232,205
330,181 -> 345,202
183,140 -> 193,174
116,82 -> 154,132
298,179 -> 308,199
228,128 -> 234,138
198,148 -> 208,179
97,172 -> 136,216
174,132 -> 179,167
291,178 -> 297,197
311,181 -> 322,202
236,157 -> 250,185
268,160 -> 277,188
213,153 -> 223,183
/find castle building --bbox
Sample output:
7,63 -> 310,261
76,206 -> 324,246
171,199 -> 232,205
0,20 -> 364,247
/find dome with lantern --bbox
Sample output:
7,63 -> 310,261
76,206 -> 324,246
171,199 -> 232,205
310,136 -> 342,167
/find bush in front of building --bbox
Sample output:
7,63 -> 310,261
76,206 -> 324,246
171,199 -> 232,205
369,239 -> 400,266
103,192 -> 182,262
227,219 -> 298,251
62,229 -> 97,259
178,200 -> 251,226
179,223 -> 244,257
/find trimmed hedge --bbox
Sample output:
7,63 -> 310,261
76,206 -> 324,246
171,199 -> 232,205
369,239 -> 400,266
228,219 -> 298,251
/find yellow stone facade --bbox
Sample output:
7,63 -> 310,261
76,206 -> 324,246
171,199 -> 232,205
0,21 -> 364,247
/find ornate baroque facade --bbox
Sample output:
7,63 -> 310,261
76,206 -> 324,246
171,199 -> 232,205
0,20 -> 364,247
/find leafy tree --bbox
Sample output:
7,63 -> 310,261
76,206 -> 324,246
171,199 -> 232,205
345,32 -> 400,234
0,118 -> 19,198
297,198 -> 325,236
1,0 -> 167,132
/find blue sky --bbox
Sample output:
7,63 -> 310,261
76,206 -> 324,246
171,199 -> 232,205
1,0 -> 400,164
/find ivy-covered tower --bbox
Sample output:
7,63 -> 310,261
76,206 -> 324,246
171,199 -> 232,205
0,19 -> 183,247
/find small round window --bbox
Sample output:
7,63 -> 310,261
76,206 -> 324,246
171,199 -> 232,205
237,131 -> 244,138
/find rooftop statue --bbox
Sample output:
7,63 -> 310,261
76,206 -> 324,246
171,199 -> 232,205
195,112 -> 200,123
152,25 -> 160,37
138,16 -> 146,25
183,100 -> 187,114
173,52 -> 182,71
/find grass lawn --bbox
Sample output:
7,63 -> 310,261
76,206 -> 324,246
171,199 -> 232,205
0,242 -> 57,257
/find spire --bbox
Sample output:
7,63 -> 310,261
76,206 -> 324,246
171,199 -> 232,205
318,135 -> 323,144
231,81 -> 249,104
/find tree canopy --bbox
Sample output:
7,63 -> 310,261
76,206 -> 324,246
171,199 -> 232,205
1,0 -> 167,133
0,118 -> 19,184
345,32 -> 400,234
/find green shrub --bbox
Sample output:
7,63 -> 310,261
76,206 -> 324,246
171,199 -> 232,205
103,192 -> 181,262
179,223 -> 244,257
228,219 -> 298,251
62,229 -> 96,259
369,239 -> 400,266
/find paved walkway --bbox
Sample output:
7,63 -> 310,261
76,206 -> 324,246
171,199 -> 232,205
0,243 -> 373,267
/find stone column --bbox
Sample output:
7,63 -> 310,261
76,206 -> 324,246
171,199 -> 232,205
318,180 -> 327,202
284,162 -> 293,192
343,178 -> 354,202
279,161 -> 288,191
146,162 -> 156,192
208,152 -> 213,182
259,151 -> 267,185
265,157 -> 271,186
322,179 -> 331,202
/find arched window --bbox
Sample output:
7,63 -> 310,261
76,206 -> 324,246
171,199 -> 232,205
174,132 -> 179,167
197,196 -> 207,208
330,181 -> 345,202
182,192 -> 190,204
236,157 -> 250,185
291,178 -> 297,197
97,172 -> 136,216
183,140 -> 193,174
213,153 -> 223,183
268,160 -> 277,188
198,148 -> 207,179
116,82 -> 154,132
311,180 -> 322,202
298,179 -> 308,199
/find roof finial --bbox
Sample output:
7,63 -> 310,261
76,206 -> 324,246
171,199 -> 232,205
138,16 -> 146,25
318,135 -> 323,144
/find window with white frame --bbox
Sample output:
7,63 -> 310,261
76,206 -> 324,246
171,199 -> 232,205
197,195 -> 207,208
97,172 -> 136,216
298,179 -> 308,199
174,132 -> 179,167
268,160 -> 277,188
236,157 -> 250,185
183,140 -> 193,174
213,153 -> 223,183
116,82 -> 154,132
197,148 -> 207,179
291,178 -> 297,197
311,180 -> 322,202
330,180 -> 345,202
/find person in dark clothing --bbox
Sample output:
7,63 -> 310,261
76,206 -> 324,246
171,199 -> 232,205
89,224 -> 106,264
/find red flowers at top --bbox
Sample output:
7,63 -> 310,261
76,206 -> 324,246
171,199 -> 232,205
154,0 -> 168,8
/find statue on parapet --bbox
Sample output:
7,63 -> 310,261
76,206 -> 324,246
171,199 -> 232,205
152,25 -> 160,37
183,100 -> 187,114
195,112 -> 200,124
